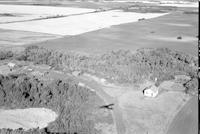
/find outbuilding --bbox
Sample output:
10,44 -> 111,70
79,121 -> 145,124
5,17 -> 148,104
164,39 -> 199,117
72,71 -> 82,77
7,62 -> 16,71
143,85 -> 159,98
8,62 -> 16,68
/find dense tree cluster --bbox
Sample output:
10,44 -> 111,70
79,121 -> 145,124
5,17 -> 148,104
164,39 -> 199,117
0,74 -> 96,134
0,50 -> 13,60
132,48 -> 197,84
183,77 -> 198,95
0,128 -> 43,134
1,46 -> 198,83
0,45 -> 197,91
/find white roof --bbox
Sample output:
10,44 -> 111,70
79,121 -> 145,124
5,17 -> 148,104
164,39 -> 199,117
144,85 -> 158,93
7,62 -> 16,67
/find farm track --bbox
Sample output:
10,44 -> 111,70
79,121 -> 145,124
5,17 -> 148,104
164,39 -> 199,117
44,71 -> 126,134
76,76 -> 126,134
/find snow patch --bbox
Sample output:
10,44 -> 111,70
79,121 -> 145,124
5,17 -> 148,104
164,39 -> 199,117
0,9 -> 168,35
0,108 -> 58,130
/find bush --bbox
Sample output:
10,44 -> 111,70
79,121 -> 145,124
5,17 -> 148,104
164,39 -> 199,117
10,46 -> 197,85
183,77 -> 198,95
0,50 -> 13,60
2,45 -> 197,89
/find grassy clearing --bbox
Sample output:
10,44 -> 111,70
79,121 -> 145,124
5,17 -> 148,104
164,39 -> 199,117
166,96 -> 198,134
77,72 -> 194,134
118,89 -> 190,134
0,29 -> 60,47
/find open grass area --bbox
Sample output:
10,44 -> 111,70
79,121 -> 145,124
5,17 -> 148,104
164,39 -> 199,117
166,96 -> 198,134
74,72 -> 193,134
0,29 -> 60,47
118,89 -> 190,134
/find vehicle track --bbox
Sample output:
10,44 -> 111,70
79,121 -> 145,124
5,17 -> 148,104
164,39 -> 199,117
76,76 -> 126,134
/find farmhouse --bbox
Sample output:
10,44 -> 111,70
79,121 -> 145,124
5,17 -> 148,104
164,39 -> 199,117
7,62 -> 16,68
72,71 -> 82,77
143,85 -> 159,97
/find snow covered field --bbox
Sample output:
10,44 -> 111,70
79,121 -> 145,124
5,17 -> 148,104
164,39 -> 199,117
0,4 -> 95,23
0,14 -> 47,23
0,4 -> 94,15
0,8 -> 168,35
0,108 -> 58,130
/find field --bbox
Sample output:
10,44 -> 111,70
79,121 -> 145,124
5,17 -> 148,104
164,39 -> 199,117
0,2 -> 198,56
0,1 -> 198,134
166,96 -> 198,134
0,29 -> 60,47
0,10 -> 167,35
34,9 -> 197,56
0,4 -> 167,35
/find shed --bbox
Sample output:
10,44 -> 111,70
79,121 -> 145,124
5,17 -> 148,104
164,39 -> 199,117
7,62 -> 17,71
7,62 -> 16,68
72,71 -> 82,77
143,85 -> 159,97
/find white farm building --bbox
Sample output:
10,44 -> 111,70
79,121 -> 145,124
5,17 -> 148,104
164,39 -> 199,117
143,85 -> 159,98
7,62 -> 16,68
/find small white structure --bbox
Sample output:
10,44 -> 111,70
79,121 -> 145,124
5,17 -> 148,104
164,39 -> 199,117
7,62 -> 16,68
100,78 -> 106,83
27,68 -> 33,72
78,82 -> 85,87
72,71 -> 82,77
143,85 -> 159,98
7,62 -> 16,71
